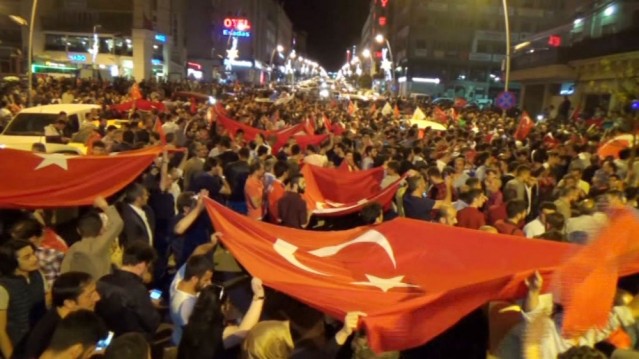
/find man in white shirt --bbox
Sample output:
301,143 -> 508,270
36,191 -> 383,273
170,254 -> 214,345
524,202 -> 557,238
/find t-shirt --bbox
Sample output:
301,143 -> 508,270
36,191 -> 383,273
245,176 -> 264,220
268,180 -> 286,223
403,195 -> 436,221
170,288 -> 198,345
278,192 -> 308,229
457,207 -> 486,230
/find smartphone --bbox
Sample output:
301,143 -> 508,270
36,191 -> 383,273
149,289 -> 162,300
96,331 -> 114,352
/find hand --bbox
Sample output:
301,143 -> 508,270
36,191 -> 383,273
210,232 -> 222,246
339,311 -> 367,336
93,196 -> 108,210
251,277 -> 264,297
525,271 -> 543,293
197,189 -> 209,207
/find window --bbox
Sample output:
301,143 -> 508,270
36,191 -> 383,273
416,39 -> 427,49
601,23 -> 615,35
45,34 -> 67,51
99,37 -> 114,54
114,38 -> 133,56
66,36 -> 91,52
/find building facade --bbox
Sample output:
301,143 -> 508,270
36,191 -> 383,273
12,0 -> 186,81
511,0 -> 639,116
184,0 -> 293,83
375,0 -> 579,100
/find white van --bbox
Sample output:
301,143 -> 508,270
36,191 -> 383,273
0,104 -> 100,154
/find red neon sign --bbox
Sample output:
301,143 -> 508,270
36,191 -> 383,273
379,17 -> 387,26
223,18 -> 251,31
381,0 -> 389,7
548,35 -> 561,47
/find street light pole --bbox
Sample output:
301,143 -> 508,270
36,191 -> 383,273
502,0 -> 511,92
27,0 -> 38,107
269,44 -> 283,83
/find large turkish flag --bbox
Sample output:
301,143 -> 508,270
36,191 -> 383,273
0,147 -> 161,209
204,198 -> 577,352
301,165 -> 401,216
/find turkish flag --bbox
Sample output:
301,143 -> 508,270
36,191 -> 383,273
453,97 -> 467,108
304,118 -> 315,135
111,99 -> 165,112
130,83 -> 142,101
514,112 -> 534,141
203,198 -> 577,352
323,116 -> 332,133
554,208 -> 639,338
348,101 -> 356,115
271,134 -> 329,154
433,107 -> 448,124
154,119 -> 167,145
302,165 -> 401,216
0,147 -> 161,209
215,109 -> 305,143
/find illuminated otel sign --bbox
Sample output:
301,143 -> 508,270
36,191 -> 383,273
222,17 -> 251,38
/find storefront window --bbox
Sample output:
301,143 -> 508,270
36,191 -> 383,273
44,34 -> 67,51
66,36 -> 91,53
114,38 -> 133,56
152,44 -> 164,61
99,37 -> 114,54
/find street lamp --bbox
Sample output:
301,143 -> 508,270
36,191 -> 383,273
27,0 -> 39,107
8,15 -> 28,26
269,44 -> 284,83
375,34 -> 395,83
361,49 -> 371,58
501,0 -> 511,93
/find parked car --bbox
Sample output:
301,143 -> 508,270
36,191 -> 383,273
0,104 -> 101,154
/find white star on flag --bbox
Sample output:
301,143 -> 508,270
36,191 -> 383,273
34,153 -> 75,171
352,274 -> 419,293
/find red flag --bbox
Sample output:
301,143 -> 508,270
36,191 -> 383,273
204,198 -> 578,352
348,101 -> 356,115
86,131 -> 102,155
304,165 -> 383,203
554,209 -> 639,338
571,106 -> 581,121
111,99 -> 165,112
304,118 -> 315,135
154,119 -> 167,145
130,83 -> 142,100
514,112 -> 534,141
190,97 -> 197,115
302,164 -> 401,216
369,103 -> 377,114
323,116 -> 332,133
433,107 -> 448,125
271,134 -> 329,154
0,147 -> 162,208
453,97 -> 467,108
543,132 -> 560,149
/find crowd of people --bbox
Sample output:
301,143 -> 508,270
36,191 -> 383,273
1,75 -> 639,359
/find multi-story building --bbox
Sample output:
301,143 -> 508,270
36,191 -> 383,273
185,0 -> 293,83
511,0 -> 639,115
0,0 -> 25,74
375,0 -> 579,100
5,0 -> 186,81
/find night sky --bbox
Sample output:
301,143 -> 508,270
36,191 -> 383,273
283,0 -> 370,71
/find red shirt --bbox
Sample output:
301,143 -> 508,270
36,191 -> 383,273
245,176 -> 264,220
268,180 -> 286,223
487,204 -> 507,226
457,207 -> 486,230
494,220 -> 525,237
